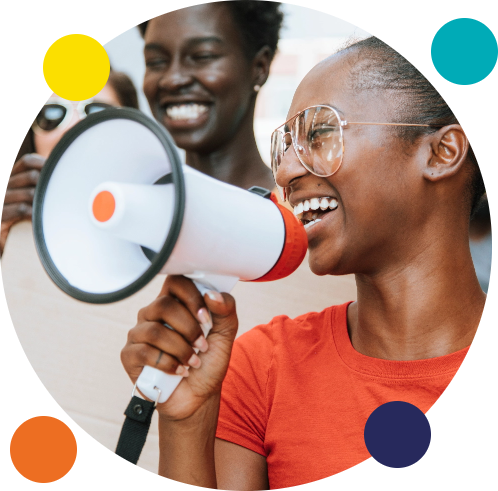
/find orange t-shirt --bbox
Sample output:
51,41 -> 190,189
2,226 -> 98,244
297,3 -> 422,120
216,302 -> 468,489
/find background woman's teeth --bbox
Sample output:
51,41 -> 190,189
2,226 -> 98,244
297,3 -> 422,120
303,200 -> 310,211
310,198 -> 320,210
166,104 -> 208,120
329,198 -> 338,210
319,198 -> 329,210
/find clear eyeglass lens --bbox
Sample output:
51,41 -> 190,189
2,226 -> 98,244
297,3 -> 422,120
271,130 -> 287,200
270,106 -> 343,201
295,106 -> 343,177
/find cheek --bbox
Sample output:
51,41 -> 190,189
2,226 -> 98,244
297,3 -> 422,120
202,70 -> 237,90
336,143 -> 408,226
344,167 -> 414,241
200,59 -> 250,102
143,73 -> 159,102
34,131 -> 63,158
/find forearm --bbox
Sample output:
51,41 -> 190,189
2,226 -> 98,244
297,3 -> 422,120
158,394 -> 220,488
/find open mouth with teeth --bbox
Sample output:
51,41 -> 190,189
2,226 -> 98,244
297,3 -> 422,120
293,197 -> 339,230
165,103 -> 210,121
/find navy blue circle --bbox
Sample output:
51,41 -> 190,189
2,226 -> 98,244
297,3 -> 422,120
364,401 -> 431,468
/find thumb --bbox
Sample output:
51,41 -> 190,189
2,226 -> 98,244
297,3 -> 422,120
204,290 -> 238,338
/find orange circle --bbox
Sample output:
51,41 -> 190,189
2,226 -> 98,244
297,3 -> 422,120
92,190 -> 115,222
10,416 -> 77,483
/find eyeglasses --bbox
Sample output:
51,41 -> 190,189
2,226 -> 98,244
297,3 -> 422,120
271,104 -> 443,201
32,99 -> 114,134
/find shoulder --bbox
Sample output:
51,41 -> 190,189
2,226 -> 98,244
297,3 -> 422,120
233,303 -> 349,360
217,303 -> 350,453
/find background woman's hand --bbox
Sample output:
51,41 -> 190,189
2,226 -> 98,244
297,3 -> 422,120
121,275 -> 238,421
1,154 -> 45,255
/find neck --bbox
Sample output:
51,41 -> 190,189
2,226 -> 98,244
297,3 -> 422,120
185,102 -> 274,191
347,230 -> 486,361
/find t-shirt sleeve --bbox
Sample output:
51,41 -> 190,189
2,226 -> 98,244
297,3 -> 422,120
216,321 -> 275,457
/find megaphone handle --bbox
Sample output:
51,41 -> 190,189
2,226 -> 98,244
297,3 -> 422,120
135,277 -> 236,404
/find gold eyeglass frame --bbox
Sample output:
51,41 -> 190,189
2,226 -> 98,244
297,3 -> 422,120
271,104 -> 444,201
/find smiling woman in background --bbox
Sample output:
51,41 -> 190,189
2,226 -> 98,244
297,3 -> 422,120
138,1 -> 283,191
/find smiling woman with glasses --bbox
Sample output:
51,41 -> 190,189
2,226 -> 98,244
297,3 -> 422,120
121,36 -> 486,489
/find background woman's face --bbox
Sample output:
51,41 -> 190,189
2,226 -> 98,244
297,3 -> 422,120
34,84 -> 122,158
142,4 -> 256,153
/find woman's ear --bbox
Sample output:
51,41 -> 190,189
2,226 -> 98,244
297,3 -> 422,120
251,46 -> 273,89
424,124 -> 469,182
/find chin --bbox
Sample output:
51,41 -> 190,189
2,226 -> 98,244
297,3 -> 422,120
308,255 -> 337,277
307,248 -> 353,277
170,127 -> 228,155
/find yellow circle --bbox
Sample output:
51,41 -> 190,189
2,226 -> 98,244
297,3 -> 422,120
43,34 -> 110,101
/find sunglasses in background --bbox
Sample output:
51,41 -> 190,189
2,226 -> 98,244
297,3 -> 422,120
32,100 -> 114,134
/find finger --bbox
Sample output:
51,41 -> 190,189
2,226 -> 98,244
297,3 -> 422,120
161,275 -> 212,332
204,291 -> 238,338
11,154 -> 45,175
8,169 -> 40,189
141,295 -> 208,351
128,321 -> 201,368
1,203 -> 32,222
138,275 -> 212,342
121,343 -> 190,381
4,187 -> 35,204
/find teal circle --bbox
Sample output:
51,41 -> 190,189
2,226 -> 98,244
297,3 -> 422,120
431,18 -> 497,85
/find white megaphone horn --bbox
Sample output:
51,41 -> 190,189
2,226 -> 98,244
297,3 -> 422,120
32,108 -> 308,403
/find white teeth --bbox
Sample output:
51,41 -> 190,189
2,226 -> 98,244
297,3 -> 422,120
166,103 -> 209,121
295,197 -> 338,221
319,197 -> 329,210
296,197 -> 338,212
304,219 -> 321,230
294,202 -> 304,216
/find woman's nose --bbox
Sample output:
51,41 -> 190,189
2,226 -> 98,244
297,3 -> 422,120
66,105 -> 82,131
275,145 -> 309,191
158,58 -> 194,91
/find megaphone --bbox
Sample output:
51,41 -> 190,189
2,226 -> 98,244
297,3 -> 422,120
32,108 -> 307,403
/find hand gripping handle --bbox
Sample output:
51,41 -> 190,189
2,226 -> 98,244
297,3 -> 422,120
134,276 -> 237,404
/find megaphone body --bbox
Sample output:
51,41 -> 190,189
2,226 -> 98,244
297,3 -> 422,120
33,108 -> 307,404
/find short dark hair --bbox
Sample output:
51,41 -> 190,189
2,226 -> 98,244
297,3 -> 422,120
138,1 -> 284,61
339,36 -> 485,217
107,70 -> 139,110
